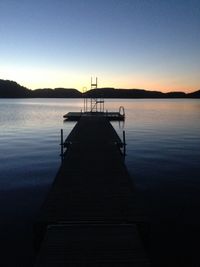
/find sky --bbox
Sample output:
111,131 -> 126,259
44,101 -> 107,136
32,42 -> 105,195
0,0 -> 200,92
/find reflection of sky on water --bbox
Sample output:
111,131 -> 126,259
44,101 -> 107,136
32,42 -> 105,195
1,98 -> 200,192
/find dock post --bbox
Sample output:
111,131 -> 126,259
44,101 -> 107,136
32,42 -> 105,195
60,129 -> 64,162
123,130 -> 126,157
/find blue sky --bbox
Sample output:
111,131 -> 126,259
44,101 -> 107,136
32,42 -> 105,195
0,0 -> 199,92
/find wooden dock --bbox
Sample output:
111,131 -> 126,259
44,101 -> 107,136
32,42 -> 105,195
34,116 -> 150,266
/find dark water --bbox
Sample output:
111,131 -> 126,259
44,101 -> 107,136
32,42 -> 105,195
0,99 -> 200,266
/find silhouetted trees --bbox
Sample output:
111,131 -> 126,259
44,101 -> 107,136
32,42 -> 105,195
32,88 -> 82,98
187,90 -> 200,98
0,79 -> 199,98
0,80 -> 81,98
0,79 -> 30,98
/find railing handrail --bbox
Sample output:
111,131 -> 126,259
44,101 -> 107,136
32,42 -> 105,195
119,106 -> 125,117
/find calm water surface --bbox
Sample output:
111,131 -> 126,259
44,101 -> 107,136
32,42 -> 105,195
0,98 -> 200,266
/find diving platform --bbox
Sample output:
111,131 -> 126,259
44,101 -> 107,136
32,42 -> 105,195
63,110 -> 125,121
63,78 -> 125,121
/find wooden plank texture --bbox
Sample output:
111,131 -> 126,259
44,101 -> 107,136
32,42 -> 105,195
35,224 -> 150,267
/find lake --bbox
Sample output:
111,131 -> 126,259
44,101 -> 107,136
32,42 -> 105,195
0,98 -> 200,266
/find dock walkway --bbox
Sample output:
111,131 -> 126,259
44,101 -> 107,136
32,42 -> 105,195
34,116 -> 150,266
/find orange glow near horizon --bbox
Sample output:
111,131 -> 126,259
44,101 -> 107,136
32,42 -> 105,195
7,78 -> 200,94
0,66 -> 199,93
1,0 -> 199,95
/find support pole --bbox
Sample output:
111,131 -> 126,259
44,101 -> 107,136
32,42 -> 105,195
123,130 -> 126,157
60,129 -> 64,162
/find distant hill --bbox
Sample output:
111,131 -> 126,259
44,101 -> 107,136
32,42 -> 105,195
187,90 -> 200,98
165,92 -> 187,98
0,79 -> 199,98
0,79 -> 81,98
84,88 -> 189,98
32,88 -> 82,98
0,79 -> 30,97
85,88 -> 165,98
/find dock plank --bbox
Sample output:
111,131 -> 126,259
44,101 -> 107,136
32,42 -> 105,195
35,224 -> 150,266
